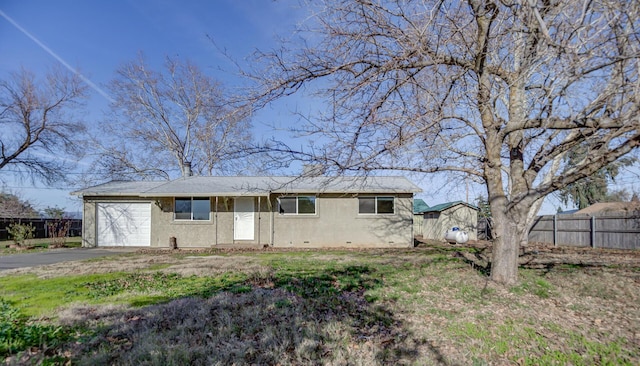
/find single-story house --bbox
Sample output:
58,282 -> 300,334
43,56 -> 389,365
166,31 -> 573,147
72,176 -> 422,248
417,201 -> 478,241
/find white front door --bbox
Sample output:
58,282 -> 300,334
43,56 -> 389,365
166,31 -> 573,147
234,197 -> 254,240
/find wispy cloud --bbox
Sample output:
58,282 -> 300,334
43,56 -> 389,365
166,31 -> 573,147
0,8 -> 115,103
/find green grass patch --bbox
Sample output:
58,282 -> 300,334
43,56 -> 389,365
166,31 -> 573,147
516,330 -> 634,365
0,299 -> 76,358
84,271 -> 249,301
0,274 -> 102,317
145,263 -> 173,270
0,271 -> 250,317
0,241 -> 82,256
446,317 -> 635,365
510,270 -> 556,299
63,241 -> 82,248
448,321 -> 491,340
0,245 -> 49,256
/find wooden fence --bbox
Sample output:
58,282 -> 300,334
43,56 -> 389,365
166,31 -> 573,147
0,218 -> 82,241
413,214 -> 424,237
528,213 -> 640,250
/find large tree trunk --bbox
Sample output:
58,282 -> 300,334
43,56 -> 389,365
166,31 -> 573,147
489,196 -> 530,285
490,211 -> 522,285
484,154 -> 527,285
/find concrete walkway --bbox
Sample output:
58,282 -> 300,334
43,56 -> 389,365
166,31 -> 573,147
0,248 -> 137,270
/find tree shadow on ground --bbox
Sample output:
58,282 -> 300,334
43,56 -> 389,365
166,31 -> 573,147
451,241 -> 640,280
49,265 -> 454,365
452,248 -> 492,277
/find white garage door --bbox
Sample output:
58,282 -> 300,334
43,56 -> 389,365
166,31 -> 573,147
97,202 -> 151,246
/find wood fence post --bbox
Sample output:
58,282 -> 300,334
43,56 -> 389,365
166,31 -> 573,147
591,215 -> 596,248
553,214 -> 557,246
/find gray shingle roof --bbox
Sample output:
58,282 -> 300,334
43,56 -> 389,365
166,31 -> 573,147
73,176 -> 422,197
70,180 -> 166,196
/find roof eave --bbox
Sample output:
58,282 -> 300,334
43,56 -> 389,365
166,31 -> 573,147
72,192 -> 150,197
139,192 -> 271,197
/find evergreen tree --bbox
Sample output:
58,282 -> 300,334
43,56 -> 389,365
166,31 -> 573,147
559,146 -> 635,209
475,196 -> 492,219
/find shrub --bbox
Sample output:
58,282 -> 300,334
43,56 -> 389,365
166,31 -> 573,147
6,222 -> 36,246
44,206 -> 71,248
47,219 -> 71,248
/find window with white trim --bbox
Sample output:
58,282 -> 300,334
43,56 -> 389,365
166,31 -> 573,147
174,197 -> 210,220
358,196 -> 394,214
278,196 -> 316,215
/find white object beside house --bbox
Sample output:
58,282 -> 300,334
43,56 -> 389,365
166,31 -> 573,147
445,227 -> 469,244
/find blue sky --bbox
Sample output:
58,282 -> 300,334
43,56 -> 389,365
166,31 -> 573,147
0,0 -> 311,212
1,1 -> 636,215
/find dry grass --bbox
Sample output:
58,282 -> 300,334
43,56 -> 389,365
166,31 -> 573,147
0,253 -> 266,279
2,244 -> 639,365
54,289 -> 421,365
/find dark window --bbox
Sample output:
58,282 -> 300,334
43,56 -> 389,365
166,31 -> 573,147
192,198 -> 210,220
175,198 -> 192,220
358,197 -> 376,214
358,196 -> 395,214
377,197 -> 394,214
175,197 -> 210,220
298,196 -> 316,214
278,197 -> 297,214
279,196 -> 316,215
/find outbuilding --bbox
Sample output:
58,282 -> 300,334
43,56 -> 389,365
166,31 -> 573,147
417,201 -> 478,241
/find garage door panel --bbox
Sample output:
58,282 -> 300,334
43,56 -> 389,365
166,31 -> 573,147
97,203 -> 151,246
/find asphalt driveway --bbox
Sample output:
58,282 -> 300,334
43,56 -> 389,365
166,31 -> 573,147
0,248 -> 137,270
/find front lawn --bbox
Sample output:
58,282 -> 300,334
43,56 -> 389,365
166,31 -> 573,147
1,246 -> 638,365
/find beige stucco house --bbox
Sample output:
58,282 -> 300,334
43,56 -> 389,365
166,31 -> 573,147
73,176 -> 421,249
417,201 -> 478,241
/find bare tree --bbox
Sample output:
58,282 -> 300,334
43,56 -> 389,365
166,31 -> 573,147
93,56 -> 253,180
249,0 -> 640,284
0,67 -> 87,183
0,191 -> 39,218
